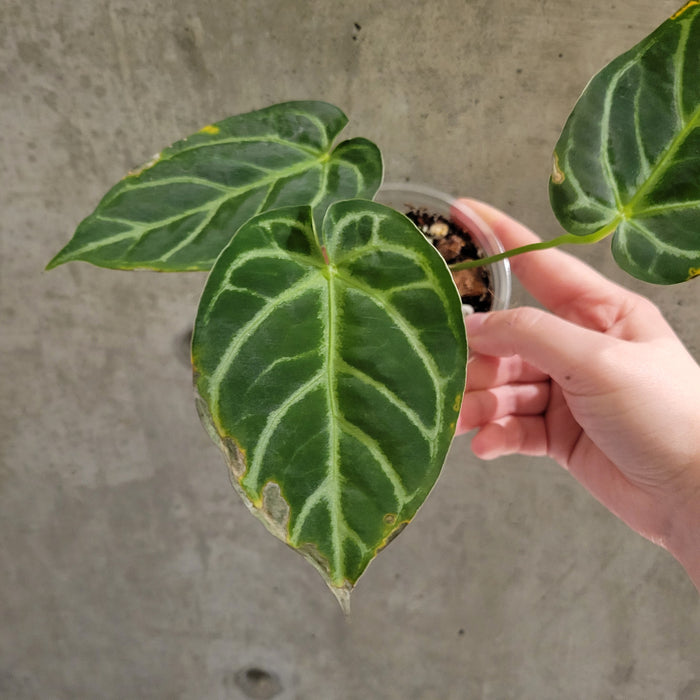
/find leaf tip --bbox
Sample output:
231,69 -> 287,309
45,250 -> 68,270
330,583 -> 353,617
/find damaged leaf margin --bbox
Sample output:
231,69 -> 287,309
191,202 -> 466,611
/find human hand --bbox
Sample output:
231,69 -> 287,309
454,199 -> 700,590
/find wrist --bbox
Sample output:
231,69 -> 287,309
665,488 -> 700,591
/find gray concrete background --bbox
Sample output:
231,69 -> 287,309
2,0 -> 699,698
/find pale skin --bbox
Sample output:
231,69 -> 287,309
454,199 -> 700,591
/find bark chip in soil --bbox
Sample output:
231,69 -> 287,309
404,208 -> 493,313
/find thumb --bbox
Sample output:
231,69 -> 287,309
466,308 -> 614,389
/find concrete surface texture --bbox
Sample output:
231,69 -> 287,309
1,0 -> 699,698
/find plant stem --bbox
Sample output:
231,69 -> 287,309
449,219 -> 621,271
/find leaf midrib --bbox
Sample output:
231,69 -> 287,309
325,266 -> 345,583
623,104 -> 700,218
623,11 -> 700,218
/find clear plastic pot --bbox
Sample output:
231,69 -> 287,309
376,183 -> 512,312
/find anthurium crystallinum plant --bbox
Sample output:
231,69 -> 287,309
48,4 -> 700,612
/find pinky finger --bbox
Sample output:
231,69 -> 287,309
470,416 -> 548,460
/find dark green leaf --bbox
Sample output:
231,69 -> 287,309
192,201 -> 466,610
550,3 -> 700,284
47,101 -> 383,271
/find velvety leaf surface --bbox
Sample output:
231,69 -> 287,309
47,101 -> 382,271
192,201 -> 466,609
550,3 -> 700,284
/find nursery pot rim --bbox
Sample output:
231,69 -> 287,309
377,182 -> 512,313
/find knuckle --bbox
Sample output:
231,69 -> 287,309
632,295 -> 663,320
506,306 -> 547,338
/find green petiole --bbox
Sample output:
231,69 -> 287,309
449,218 -> 622,272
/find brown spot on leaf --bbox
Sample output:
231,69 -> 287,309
551,152 -> 565,185
260,481 -> 290,539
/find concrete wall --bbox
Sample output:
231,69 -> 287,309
2,0 -> 699,698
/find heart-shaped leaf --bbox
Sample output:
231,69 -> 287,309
47,101 -> 382,271
550,3 -> 700,284
192,201 -> 466,611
